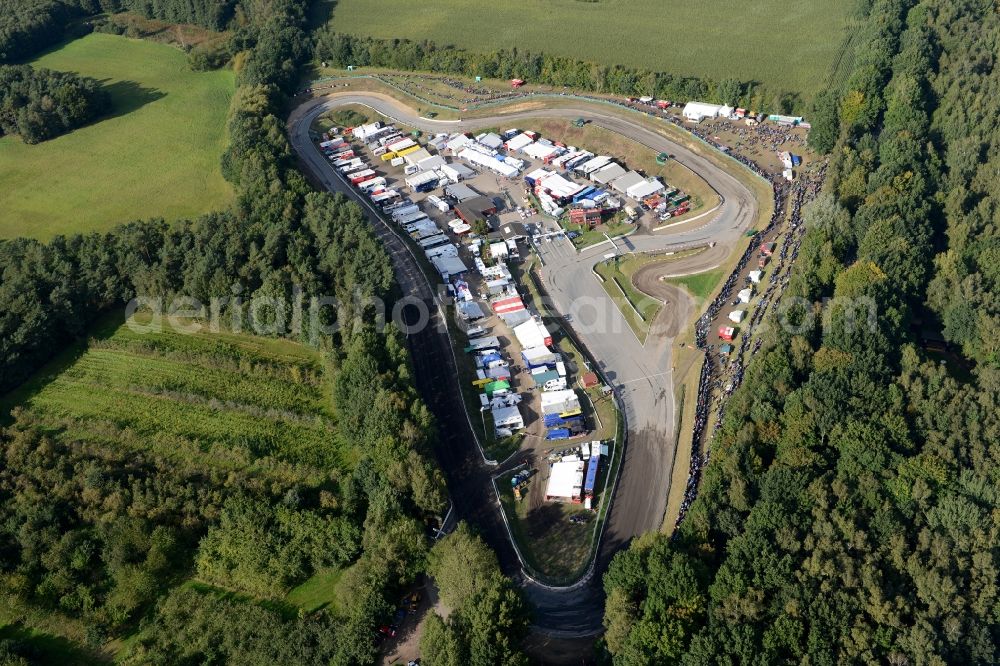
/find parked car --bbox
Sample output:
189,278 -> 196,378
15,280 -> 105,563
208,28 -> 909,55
392,608 -> 407,627
407,592 -> 422,612
378,625 -> 397,638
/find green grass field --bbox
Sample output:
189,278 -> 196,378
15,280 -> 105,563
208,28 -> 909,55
0,34 -> 234,240
329,0 -> 857,98
665,269 -> 725,305
4,314 -> 349,475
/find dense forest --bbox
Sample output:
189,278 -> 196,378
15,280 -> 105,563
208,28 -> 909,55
420,525 -> 531,666
602,0 -> 1000,663
1,0 -> 528,663
313,32 -> 793,114
0,63 -> 108,142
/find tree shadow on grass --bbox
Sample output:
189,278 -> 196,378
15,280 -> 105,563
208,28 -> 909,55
0,623 -> 103,666
95,78 -> 166,120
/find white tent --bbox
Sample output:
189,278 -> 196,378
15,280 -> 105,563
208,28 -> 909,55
537,172 -> 584,199
513,318 -> 551,348
683,101 -> 724,122
611,171 -> 645,194
446,134 -> 472,153
458,148 -> 519,177
523,142 -> 561,160
626,179 -> 666,200
505,133 -> 534,152
546,460 -> 584,500
577,155 -> 611,174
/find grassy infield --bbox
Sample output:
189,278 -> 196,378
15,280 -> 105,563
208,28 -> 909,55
0,34 -> 234,240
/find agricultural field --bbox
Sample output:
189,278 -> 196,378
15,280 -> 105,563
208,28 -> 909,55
0,33 -> 234,240
3,314 -> 348,475
328,0 -> 858,98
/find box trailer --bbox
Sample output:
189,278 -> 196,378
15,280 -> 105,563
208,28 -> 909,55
357,176 -> 386,192
370,190 -> 399,204
583,453 -> 600,498
418,234 -> 450,249
349,169 -> 376,184
337,159 -> 365,172
335,156 -> 362,169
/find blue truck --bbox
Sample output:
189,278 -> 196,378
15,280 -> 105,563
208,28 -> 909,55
584,453 -> 600,498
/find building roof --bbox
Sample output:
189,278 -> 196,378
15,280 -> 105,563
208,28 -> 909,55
500,222 -> 527,240
455,196 -> 497,224
445,183 -> 479,201
431,255 -> 468,276
492,295 -> 525,314
403,148 -> 431,165
441,162 -> 474,178
417,154 -> 446,171
530,369 -> 560,386
591,163 -> 626,184
457,301 -> 485,320
477,132 -> 504,149
491,404 -> 523,428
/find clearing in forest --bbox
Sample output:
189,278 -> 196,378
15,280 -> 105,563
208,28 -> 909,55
0,33 -> 234,240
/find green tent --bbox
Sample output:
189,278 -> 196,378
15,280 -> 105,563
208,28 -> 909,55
484,380 -> 511,396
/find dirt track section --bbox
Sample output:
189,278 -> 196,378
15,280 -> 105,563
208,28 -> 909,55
631,243 -> 731,340
288,92 -> 760,646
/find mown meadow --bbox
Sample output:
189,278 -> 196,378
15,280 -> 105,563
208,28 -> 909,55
0,33 -> 234,240
329,0 -> 858,98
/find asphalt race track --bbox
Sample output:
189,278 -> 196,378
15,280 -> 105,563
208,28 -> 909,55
287,92 -> 759,641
